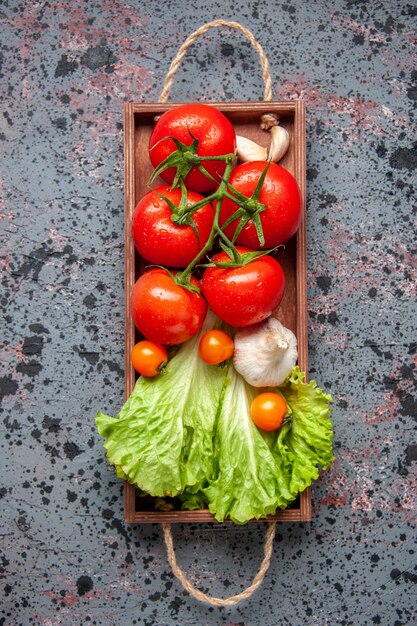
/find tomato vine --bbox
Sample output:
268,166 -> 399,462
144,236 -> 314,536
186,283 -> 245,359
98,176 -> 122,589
150,136 -> 276,292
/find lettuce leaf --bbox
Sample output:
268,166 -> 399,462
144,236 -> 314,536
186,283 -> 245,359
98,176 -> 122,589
178,488 -> 208,511
96,311 -> 334,523
204,370 -> 294,524
201,366 -> 333,524
95,312 -> 227,497
273,367 -> 334,495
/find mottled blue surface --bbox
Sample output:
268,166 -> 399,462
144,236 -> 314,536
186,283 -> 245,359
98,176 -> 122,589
1,1 -> 416,624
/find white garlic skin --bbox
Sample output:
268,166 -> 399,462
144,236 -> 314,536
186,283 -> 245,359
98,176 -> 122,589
235,123 -> 290,165
268,125 -> 290,163
236,135 -> 268,162
233,317 -> 298,387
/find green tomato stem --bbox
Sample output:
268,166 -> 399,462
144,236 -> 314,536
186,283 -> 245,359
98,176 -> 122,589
176,155 -> 237,284
176,191 -> 218,218
195,153 -> 236,163
215,226 -> 241,262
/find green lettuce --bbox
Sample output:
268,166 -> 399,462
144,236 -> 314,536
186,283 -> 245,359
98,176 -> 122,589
203,371 -> 293,523
201,366 -> 333,524
273,367 -> 334,496
95,312 -> 227,497
96,315 -> 334,523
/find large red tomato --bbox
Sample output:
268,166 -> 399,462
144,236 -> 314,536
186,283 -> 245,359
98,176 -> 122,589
148,104 -> 236,193
131,269 -> 207,345
131,186 -> 214,268
219,161 -> 302,248
201,247 -> 285,327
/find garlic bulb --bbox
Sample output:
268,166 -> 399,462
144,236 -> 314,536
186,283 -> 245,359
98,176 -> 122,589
236,135 -> 267,162
233,317 -> 298,387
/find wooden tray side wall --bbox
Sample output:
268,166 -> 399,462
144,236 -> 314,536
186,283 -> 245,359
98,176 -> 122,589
123,101 -> 310,524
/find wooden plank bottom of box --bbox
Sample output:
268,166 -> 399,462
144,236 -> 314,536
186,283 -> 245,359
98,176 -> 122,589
124,482 -> 312,523
123,100 -> 311,524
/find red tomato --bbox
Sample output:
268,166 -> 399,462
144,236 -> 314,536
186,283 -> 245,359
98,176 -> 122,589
131,185 -> 214,268
148,104 -> 236,193
131,269 -> 207,345
198,330 -> 234,365
220,161 -> 302,248
201,247 -> 285,327
250,392 -> 287,431
131,340 -> 168,377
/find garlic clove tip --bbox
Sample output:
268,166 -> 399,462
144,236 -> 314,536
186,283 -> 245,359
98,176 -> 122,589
236,135 -> 268,163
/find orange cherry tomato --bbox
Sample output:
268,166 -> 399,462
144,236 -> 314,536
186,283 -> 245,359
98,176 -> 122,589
131,340 -> 168,377
198,330 -> 234,365
250,392 -> 288,431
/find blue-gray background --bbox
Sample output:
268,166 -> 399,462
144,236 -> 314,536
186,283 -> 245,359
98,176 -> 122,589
1,1 -> 416,624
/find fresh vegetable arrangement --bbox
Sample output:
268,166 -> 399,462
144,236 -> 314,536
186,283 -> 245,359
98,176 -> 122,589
96,103 -> 334,524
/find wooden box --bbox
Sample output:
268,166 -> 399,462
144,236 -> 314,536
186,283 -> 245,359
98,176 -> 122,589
123,101 -> 310,523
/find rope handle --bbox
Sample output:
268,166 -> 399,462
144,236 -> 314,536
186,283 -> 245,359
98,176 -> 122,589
158,20 -> 272,102
163,522 -> 276,607
159,21 -> 275,607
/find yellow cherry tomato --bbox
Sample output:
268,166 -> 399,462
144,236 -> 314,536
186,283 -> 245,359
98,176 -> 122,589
198,330 -> 234,365
131,340 -> 168,377
250,392 -> 287,431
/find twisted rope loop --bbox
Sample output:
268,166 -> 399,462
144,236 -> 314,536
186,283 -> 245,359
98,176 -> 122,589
158,20 -> 272,102
163,522 -> 276,607
159,21 -> 275,607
